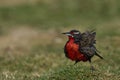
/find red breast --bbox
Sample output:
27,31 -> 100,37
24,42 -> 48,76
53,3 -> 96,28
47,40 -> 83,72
65,36 -> 87,61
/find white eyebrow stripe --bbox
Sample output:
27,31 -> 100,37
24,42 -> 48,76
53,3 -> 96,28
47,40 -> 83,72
74,32 -> 80,34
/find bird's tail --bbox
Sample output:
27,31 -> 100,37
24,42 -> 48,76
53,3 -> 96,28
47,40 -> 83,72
95,52 -> 103,59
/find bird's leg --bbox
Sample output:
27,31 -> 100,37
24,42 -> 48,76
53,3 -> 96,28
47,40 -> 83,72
74,60 -> 79,65
90,62 -> 95,71
89,59 -> 95,71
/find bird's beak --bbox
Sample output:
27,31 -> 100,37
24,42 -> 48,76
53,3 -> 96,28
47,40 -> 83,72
62,32 -> 72,36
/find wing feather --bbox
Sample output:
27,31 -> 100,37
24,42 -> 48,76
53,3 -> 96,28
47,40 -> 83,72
79,30 -> 102,59
80,30 -> 96,47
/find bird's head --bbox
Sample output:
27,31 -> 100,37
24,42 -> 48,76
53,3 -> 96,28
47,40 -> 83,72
62,30 -> 81,39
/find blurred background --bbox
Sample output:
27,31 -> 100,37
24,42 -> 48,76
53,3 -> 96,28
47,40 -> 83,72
0,0 -> 120,80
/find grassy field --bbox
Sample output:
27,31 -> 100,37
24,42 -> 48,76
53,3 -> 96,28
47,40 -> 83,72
0,0 -> 120,80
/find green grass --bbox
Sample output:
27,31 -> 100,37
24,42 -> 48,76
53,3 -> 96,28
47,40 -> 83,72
0,0 -> 120,29
0,28 -> 119,80
0,0 -> 120,80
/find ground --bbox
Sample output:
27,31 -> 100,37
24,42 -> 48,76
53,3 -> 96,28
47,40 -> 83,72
0,0 -> 120,80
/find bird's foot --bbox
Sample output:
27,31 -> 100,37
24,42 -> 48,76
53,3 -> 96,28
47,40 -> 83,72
90,66 -> 96,72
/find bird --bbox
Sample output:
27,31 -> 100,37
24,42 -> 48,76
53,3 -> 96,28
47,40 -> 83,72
62,29 -> 103,70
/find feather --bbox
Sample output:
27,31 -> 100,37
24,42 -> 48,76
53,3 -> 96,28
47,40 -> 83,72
79,30 -> 102,59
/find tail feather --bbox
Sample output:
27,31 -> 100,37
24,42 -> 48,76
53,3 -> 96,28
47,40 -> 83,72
95,52 -> 103,59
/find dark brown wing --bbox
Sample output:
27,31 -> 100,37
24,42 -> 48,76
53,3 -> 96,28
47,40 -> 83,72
80,30 -> 96,47
79,30 -> 103,60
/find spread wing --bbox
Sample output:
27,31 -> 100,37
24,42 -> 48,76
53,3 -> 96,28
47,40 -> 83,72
80,30 -> 96,47
79,30 -> 103,60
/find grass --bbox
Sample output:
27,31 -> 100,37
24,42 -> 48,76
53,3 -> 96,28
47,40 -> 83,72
0,26 -> 119,80
0,0 -> 120,29
0,0 -> 120,80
